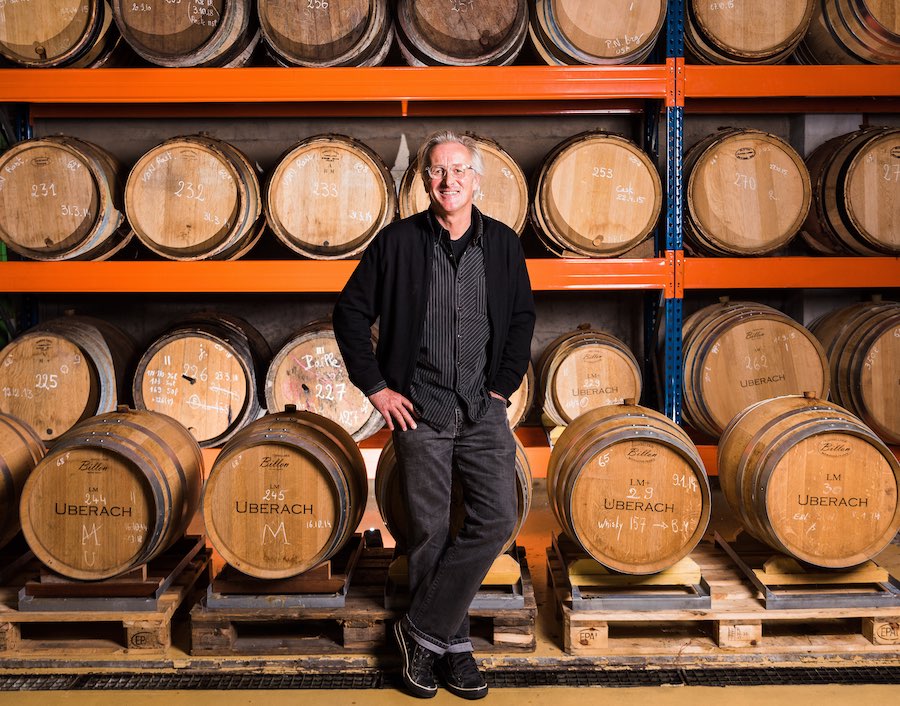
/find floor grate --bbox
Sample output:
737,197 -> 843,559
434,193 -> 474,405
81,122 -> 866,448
678,666 -> 900,687
0,672 -> 383,691
487,669 -> 682,687
1,666 -> 898,691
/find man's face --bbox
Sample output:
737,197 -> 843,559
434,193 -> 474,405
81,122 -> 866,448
425,142 -> 481,221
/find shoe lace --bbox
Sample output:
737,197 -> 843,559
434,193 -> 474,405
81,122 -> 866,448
447,652 -> 480,681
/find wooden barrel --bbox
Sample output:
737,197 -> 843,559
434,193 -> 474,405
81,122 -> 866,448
685,0 -> 814,65
547,403 -> 711,575
529,0 -> 666,66
719,395 -> 900,569
111,0 -> 257,67
375,436 -> 532,554
202,410 -> 367,579
531,131 -> 662,258
684,129 -> 811,256
395,0 -> 528,66
507,362 -> 534,430
681,300 -> 830,438
810,299 -> 900,445
0,316 -> 136,442
399,134 -> 528,234
258,0 -> 392,67
537,325 -> 642,427
801,127 -> 900,256
132,313 -> 270,448
0,136 -> 132,262
264,320 -> 383,441
0,414 -> 45,551
125,135 -> 262,261
264,134 -> 395,260
796,0 -> 900,65
0,0 -> 114,67
19,407 -> 203,580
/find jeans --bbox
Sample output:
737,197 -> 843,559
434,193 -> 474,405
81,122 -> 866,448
391,398 -> 517,655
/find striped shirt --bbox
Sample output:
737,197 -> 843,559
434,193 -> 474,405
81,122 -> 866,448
410,210 -> 491,430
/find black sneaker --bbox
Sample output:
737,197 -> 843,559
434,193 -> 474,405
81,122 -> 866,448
436,651 -> 488,700
393,620 -> 438,699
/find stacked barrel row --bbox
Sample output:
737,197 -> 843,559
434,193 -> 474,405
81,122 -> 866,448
542,298 -> 900,576
683,298 -> 900,573
2,125 -> 897,264
2,1 -> 897,68
0,130 -> 660,262
683,126 -> 900,257
0,314 -> 538,448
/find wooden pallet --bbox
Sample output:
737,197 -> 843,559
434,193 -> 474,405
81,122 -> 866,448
0,537 -> 211,656
190,543 -> 537,655
547,539 -> 900,656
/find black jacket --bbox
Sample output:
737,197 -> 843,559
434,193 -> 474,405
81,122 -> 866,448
333,208 -> 535,402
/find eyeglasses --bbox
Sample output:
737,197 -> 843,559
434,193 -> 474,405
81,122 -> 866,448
424,164 -> 473,180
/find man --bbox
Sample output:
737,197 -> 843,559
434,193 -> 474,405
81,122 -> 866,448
333,130 -> 535,699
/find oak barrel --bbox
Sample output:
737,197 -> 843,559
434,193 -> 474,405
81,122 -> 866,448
0,414 -> 45,551
0,136 -> 131,262
125,135 -> 263,261
265,134 -> 396,259
810,299 -> 900,445
375,436 -> 532,554
133,313 -> 270,448
507,362 -> 535,430
19,408 -> 203,580
395,0 -> 528,66
202,410 -> 367,579
684,129 -> 811,256
801,127 -> 900,256
796,0 -> 900,65
685,0 -> 814,65
681,300 -> 829,438
258,0 -> 392,67
529,0 -> 666,66
399,134 -> 528,235
264,320 -> 383,441
111,0 -> 258,67
0,0 -> 116,67
719,395 -> 900,569
537,325 -> 642,427
531,131 -> 662,258
547,403 -> 711,575
0,316 -> 136,442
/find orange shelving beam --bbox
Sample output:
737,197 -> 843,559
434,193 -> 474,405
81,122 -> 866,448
0,259 -> 673,294
682,257 -> 900,290
0,66 -> 670,105
684,65 -> 900,99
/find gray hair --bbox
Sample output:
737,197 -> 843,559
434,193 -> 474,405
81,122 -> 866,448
417,130 -> 485,182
